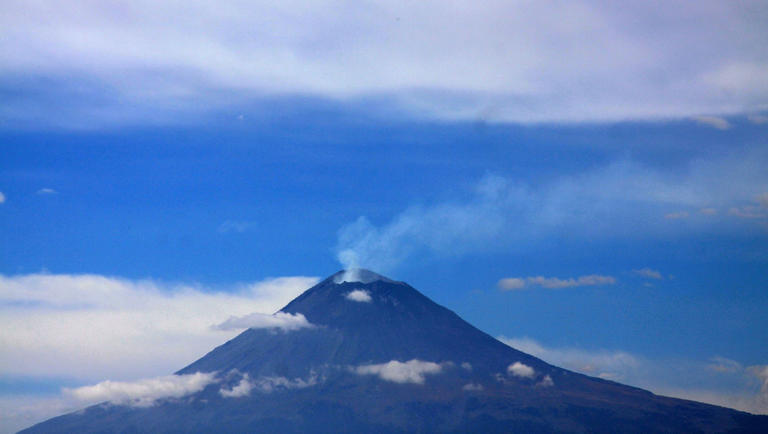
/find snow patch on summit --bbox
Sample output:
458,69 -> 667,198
333,268 -> 394,284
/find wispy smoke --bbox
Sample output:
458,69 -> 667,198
335,150 -> 768,273
336,175 -> 516,272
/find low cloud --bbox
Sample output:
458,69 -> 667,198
0,192 -> 5,203
219,370 -> 319,398
692,116 -> 731,130
345,289 -> 372,303
36,188 -> 57,195
498,275 -> 616,290
498,336 -> 768,415
507,362 -> 535,378
498,336 -> 640,381
353,360 -> 443,384
253,374 -> 319,393
538,375 -> 554,387
220,374 -> 253,398
0,273 -> 318,381
748,114 -> 768,125
212,312 -> 313,332
633,268 -> 663,280
64,372 -> 217,407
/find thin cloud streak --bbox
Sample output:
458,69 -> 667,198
498,275 -> 616,290
633,268 -> 663,280
692,115 -> 731,130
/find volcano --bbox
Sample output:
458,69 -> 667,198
21,269 -> 768,433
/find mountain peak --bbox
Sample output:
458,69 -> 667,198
331,268 -> 397,284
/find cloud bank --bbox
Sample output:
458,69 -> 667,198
0,273 -> 318,381
353,360 -> 443,384
64,372 -> 217,407
336,149 -> 768,273
2,1 -> 767,128
212,312 -> 313,331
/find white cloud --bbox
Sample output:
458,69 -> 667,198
219,373 -> 253,398
36,188 -> 57,195
0,273 -> 318,381
527,275 -> 615,289
708,356 -> 743,374
538,375 -> 554,387
353,359 -> 443,384
217,220 -> 256,234
665,211 -> 689,219
336,149 -> 768,272
751,365 -> 768,393
219,371 -> 319,398
497,278 -> 525,290
252,374 -> 319,393
345,289 -> 372,303
749,114 -> 768,125
0,192 -> 5,203
461,362 -> 472,371
699,207 -> 718,215
462,383 -> 484,391
729,206 -> 766,219
507,362 -> 535,378
498,275 -> 615,290
633,268 -> 663,280
63,372 -> 217,407
212,311 -> 313,331
2,1 -> 767,128
692,116 -> 731,130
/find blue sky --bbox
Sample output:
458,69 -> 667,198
1,1 -> 768,431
